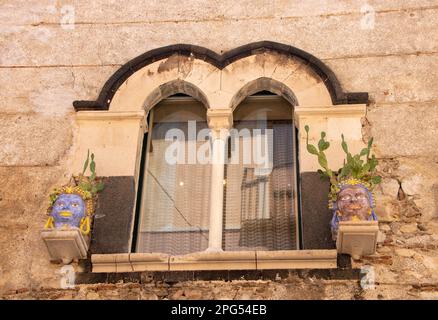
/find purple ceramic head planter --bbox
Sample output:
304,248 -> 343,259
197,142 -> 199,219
330,180 -> 377,240
45,186 -> 93,235
44,151 -> 104,236
51,193 -> 86,229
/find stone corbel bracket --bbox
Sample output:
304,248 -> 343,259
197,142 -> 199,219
336,221 -> 379,260
41,228 -> 89,264
91,249 -> 337,273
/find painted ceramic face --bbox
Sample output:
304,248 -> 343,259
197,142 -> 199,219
50,194 -> 86,229
336,185 -> 371,221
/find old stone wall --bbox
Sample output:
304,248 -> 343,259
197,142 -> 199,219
1,0 -> 437,299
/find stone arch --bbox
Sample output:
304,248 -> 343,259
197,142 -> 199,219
143,79 -> 210,112
229,77 -> 298,110
73,42 -> 368,111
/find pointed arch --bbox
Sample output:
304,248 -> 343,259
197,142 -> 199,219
229,77 -> 298,110
143,79 -> 210,112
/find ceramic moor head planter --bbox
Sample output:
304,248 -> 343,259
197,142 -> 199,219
304,126 -> 381,241
45,186 -> 93,234
42,151 -> 104,263
44,151 -> 104,236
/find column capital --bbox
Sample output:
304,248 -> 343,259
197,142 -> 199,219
207,109 -> 233,131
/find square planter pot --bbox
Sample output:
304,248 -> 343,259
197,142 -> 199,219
336,221 -> 379,260
41,228 -> 89,264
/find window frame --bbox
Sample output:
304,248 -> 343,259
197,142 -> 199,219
134,94 -> 302,254
70,43 -> 371,273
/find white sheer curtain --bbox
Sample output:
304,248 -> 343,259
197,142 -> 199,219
137,100 -> 211,255
223,96 -> 297,251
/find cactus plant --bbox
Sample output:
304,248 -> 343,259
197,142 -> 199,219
304,125 -> 381,189
77,149 -> 105,196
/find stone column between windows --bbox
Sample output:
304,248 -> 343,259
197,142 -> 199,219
206,109 -> 233,252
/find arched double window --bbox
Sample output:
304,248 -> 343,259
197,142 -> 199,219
73,43 -> 368,271
135,91 -> 299,255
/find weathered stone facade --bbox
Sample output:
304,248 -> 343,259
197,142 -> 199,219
1,0 -> 437,299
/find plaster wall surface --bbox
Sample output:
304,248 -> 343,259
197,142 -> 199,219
1,0 -> 437,299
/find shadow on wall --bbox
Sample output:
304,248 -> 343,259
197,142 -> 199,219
300,172 -> 335,250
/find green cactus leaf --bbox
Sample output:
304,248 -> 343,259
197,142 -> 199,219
360,163 -> 371,176
326,168 -> 333,178
90,159 -> 96,174
82,150 -> 90,175
367,137 -> 374,149
318,152 -> 328,169
341,134 -> 349,154
317,169 -> 325,178
318,139 -> 324,152
360,148 -> 369,157
96,182 -> 105,192
307,144 -> 319,155
318,139 -> 330,151
79,182 -> 91,191
371,175 -> 382,184
369,155 -> 378,171
339,165 -> 351,178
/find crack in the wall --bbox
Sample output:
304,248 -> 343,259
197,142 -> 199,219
322,51 -> 438,61
3,4 -> 438,28
1,51 -> 438,69
0,64 -> 122,69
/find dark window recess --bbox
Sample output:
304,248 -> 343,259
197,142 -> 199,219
300,172 -> 335,249
252,90 -> 276,96
90,176 -> 136,254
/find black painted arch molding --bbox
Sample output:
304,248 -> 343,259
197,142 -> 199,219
73,41 -> 369,111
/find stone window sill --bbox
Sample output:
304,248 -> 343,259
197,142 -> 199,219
91,249 -> 337,273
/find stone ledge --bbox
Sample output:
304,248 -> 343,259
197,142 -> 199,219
76,110 -> 146,121
91,249 -> 337,273
257,250 -> 337,269
169,251 -> 256,271
294,104 -> 366,119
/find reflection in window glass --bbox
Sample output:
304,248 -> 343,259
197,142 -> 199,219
136,100 -> 211,255
223,95 -> 297,251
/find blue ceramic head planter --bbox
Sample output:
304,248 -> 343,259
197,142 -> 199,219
45,186 -> 93,235
44,152 -> 104,236
51,193 -> 86,229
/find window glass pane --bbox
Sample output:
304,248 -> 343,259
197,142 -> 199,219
136,100 -> 211,255
223,96 -> 297,251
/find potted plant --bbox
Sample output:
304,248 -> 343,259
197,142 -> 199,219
42,151 -> 104,264
304,125 -> 381,246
